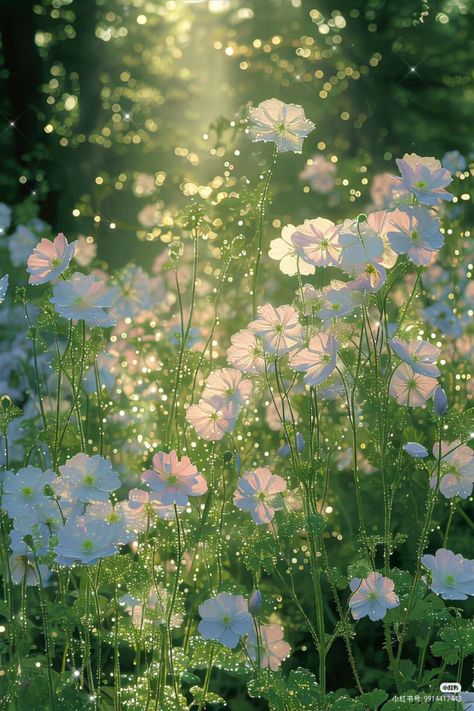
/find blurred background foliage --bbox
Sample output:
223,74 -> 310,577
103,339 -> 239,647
0,0 -> 473,269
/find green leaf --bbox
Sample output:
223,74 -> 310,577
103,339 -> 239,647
359,688 -> 389,709
190,686 -> 226,706
431,619 -> 474,665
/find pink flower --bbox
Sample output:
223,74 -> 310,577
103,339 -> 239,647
290,333 -> 338,386
291,218 -> 341,267
248,98 -> 315,153
430,441 -> 474,499
389,363 -> 438,407
186,399 -> 236,440
121,489 -> 183,532
349,572 -> 399,621
348,261 -> 386,294
299,155 -> 336,193
141,451 -> 207,506
369,172 -> 408,209
249,303 -> 303,355
74,235 -> 97,267
227,329 -> 265,374
27,232 -> 77,285
233,467 -> 286,524
395,153 -> 452,205
389,338 -> 440,377
247,622 -> 291,670
202,367 -> 252,409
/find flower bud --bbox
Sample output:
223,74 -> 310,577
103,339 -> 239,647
433,386 -> 448,416
248,590 -> 262,615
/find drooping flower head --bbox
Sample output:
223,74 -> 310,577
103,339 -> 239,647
395,153 -> 453,205
233,467 -> 286,524
248,98 -> 315,153
142,450 -> 207,506
349,572 -> 399,621
198,592 -> 253,648
290,333 -> 338,386
27,232 -> 77,285
249,304 -> 303,355
421,548 -> 474,600
51,272 -> 116,326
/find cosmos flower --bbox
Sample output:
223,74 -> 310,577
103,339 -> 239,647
249,303 -> 303,355
291,218 -> 341,267
369,173 -> 408,209
51,272 -> 116,326
348,261 -> 386,293
421,548 -> 474,600
315,285 -> 357,319
389,338 -> 441,377
0,275 -> 8,304
389,363 -> 438,407
349,572 -> 399,621
83,501 -> 132,545
395,153 -> 453,205
387,206 -> 443,265
186,399 -> 236,440
27,232 -> 77,285
1,466 -> 55,517
121,489 -> 184,532
233,467 -> 286,524
141,450 -> 207,506
54,517 -> 120,566
403,442 -> 429,458
8,226 -> 38,267
54,453 -> 121,503
366,211 -> 399,268
74,235 -> 97,267
247,622 -> 291,671
202,367 -> 252,410
299,155 -> 336,193
111,264 -> 154,320
198,592 -> 253,648
268,224 -> 315,276
431,441 -> 474,499
338,219 -> 384,271
290,333 -> 338,386
226,329 -> 265,373
248,98 -> 315,153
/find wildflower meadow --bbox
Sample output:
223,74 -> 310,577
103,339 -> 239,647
0,2 -> 473,710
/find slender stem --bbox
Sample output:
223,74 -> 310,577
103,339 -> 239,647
252,146 -> 277,316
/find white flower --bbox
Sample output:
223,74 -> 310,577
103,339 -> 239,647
51,272 -> 116,326
54,516 -> 120,566
431,441 -> 474,499
421,548 -> 474,600
268,224 -> 315,276
198,592 -> 253,648
389,338 -> 441,377
2,466 -> 55,518
227,329 -> 265,373
54,453 -> 120,503
202,367 -> 252,410
338,219 -> 384,272
248,98 -> 315,153
349,572 -> 399,621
